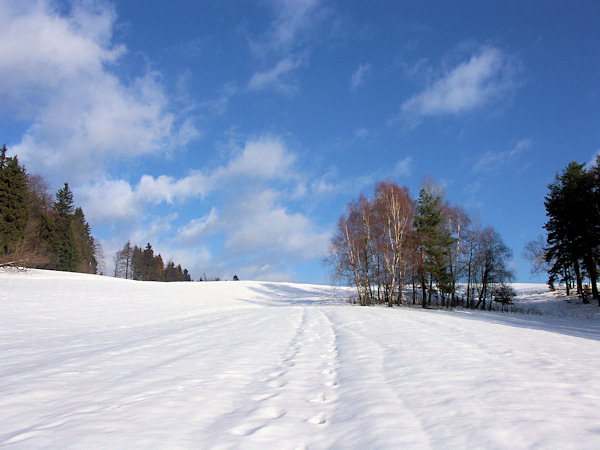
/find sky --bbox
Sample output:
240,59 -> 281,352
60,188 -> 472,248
0,0 -> 598,283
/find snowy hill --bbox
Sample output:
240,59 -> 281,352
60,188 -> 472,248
1,270 -> 599,448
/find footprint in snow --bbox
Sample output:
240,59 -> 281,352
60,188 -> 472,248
231,423 -> 266,436
308,414 -> 326,425
256,406 -> 285,419
310,392 -> 328,403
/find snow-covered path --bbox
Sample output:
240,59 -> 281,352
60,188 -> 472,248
1,270 -> 599,448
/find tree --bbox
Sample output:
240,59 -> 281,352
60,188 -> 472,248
52,183 -> 79,271
544,162 -> 599,302
522,235 -> 550,277
0,147 -> 29,259
53,183 -> 75,218
114,241 -> 133,279
72,207 -> 97,273
443,204 -> 471,306
373,181 -> 414,307
473,226 -> 514,310
414,181 -> 453,307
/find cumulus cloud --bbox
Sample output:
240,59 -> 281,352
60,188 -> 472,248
473,139 -> 532,173
0,1 -> 198,181
78,136 -> 296,223
223,190 -> 330,261
350,63 -> 371,90
401,46 -> 520,122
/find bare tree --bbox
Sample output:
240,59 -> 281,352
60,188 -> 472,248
473,226 -> 514,310
373,181 -> 414,306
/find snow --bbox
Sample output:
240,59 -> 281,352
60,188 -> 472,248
1,269 -> 600,448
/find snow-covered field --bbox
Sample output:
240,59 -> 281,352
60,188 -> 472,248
1,270 -> 599,448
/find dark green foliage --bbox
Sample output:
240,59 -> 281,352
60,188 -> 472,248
414,185 -> 454,306
51,183 -> 80,271
72,207 -> 97,273
544,161 -> 599,302
53,183 -> 75,218
0,146 -> 99,272
0,146 -> 29,256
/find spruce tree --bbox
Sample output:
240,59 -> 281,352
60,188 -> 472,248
545,161 -> 599,302
72,207 -> 97,273
52,183 -> 79,271
0,147 -> 29,257
414,185 -> 453,307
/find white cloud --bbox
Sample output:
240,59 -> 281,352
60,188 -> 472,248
136,172 -> 211,204
0,1 -> 198,181
247,54 -> 305,93
224,190 -> 329,259
176,208 -> 219,246
401,46 -> 520,121
222,137 -> 296,178
393,157 -> 412,177
350,63 -> 371,90
588,149 -> 600,168
473,139 -> 532,173
251,0 -> 322,58
77,178 -> 140,222
246,0 -> 329,94
78,135 -> 296,223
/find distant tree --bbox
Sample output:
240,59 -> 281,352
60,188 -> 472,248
116,241 -> 191,281
114,241 -> 133,279
131,245 -> 144,280
164,260 -> 177,281
492,283 -> 517,305
443,204 -> 471,306
473,226 -> 514,310
522,235 -> 550,277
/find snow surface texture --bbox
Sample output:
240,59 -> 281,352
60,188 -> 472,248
1,269 -> 600,448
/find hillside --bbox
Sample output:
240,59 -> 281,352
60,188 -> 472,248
1,269 -> 599,448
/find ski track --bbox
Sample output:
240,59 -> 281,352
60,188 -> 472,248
1,271 -> 600,448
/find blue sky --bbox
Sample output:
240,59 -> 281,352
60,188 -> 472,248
1,0 -> 598,283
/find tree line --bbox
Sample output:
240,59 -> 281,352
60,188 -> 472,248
326,179 -> 513,309
0,145 -> 98,272
525,157 -> 600,305
113,241 -> 192,282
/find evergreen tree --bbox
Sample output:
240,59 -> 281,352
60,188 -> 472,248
0,147 -> 29,257
414,184 -> 453,307
72,207 -> 97,273
544,162 -> 599,302
131,245 -> 144,280
54,183 -> 75,218
52,183 -> 79,271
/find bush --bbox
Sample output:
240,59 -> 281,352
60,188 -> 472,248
492,283 -> 517,304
